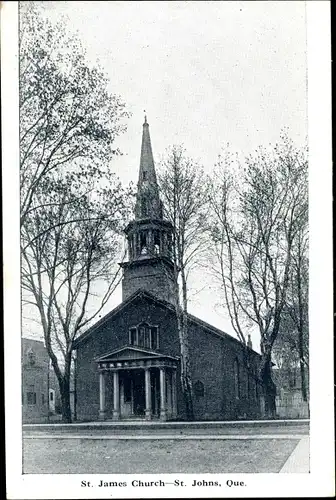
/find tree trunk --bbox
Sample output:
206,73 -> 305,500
180,343 -> 194,420
180,267 -> 194,420
297,309 -> 308,403
53,353 -> 72,423
299,358 -> 308,402
260,346 -> 277,419
297,248 -> 308,403
175,308 -> 194,420
180,314 -> 194,420
60,380 -> 72,423
173,278 -> 194,421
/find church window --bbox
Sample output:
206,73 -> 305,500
143,171 -> 147,180
194,380 -> 204,397
138,326 -> 145,346
234,359 -> 240,399
129,324 -> 159,349
144,328 -> 151,348
150,327 -> 158,349
129,328 -> 137,345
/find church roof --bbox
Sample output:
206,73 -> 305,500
95,345 -> 179,362
134,117 -> 163,220
73,289 -> 259,357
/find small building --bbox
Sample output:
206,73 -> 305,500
73,118 -> 262,422
22,338 -> 60,423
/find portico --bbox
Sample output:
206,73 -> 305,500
96,346 -> 178,421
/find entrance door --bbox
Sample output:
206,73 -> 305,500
132,371 -> 145,416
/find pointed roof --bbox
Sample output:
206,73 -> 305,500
134,117 -> 163,219
95,345 -> 178,362
73,288 -> 260,359
139,115 -> 157,185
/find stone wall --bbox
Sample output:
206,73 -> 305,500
121,259 -> 175,304
75,294 -> 261,421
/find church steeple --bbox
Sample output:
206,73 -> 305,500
134,116 -> 163,220
120,117 -> 174,303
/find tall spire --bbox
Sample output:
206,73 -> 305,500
120,116 -> 174,303
134,117 -> 162,219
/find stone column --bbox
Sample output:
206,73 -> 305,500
159,231 -> 163,254
159,367 -> 167,421
172,369 -> 177,419
136,233 -> 141,256
162,232 -> 167,256
99,371 -> 106,420
166,370 -> 172,418
145,368 -> 152,420
112,370 -> 120,420
148,229 -> 153,255
133,234 -> 137,258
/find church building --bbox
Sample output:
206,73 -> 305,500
73,118 -> 262,422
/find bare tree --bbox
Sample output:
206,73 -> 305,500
20,2 -> 133,422
158,145 -> 209,420
288,225 -> 309,401
20,2 -> 129,229
21,178 -> 131,422
274,222 -> 309,402
209,135 -> 308,418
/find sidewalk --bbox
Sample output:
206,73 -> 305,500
23,433 -> 303,440
279,436 -> 310,473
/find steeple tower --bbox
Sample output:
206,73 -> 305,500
120,117 -> 174,303
134,116 -> 163,220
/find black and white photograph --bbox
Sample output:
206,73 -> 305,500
2,1 -> 334,498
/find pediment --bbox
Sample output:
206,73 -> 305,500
96,345 -> 162,362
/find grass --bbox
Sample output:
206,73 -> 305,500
23,438 -> 298,474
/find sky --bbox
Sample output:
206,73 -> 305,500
26,1 -> 308,348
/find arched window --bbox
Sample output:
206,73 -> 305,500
194,380 -> 204,398
234,358 -> 240,399
138,325 -> 145,345
140,232 -> 148,255
153,230 -> 161,255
